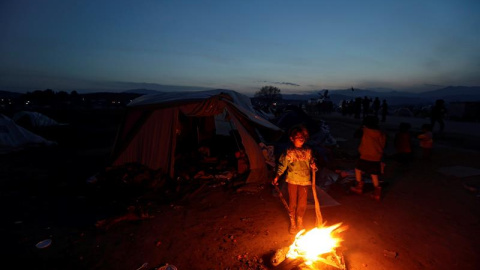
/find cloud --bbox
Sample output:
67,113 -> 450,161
93,81 -> 212,92
258,81 -> 300,87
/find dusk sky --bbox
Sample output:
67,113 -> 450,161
1,0 -> 479,95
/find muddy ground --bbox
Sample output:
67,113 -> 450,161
1,109 -> 479,270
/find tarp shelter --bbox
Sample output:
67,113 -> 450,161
0,114 -> 56,154
111,90 -> 282,184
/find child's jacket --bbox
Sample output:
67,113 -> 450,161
358,127 -> 386,162
418,132 -> 433,149
276,146 -> 314,186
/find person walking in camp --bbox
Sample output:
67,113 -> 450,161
430,99 -> 447,133
381,99 -> 388,122
393,122 -> 413,164
272,125 -> 317,234
350,116 -> 386,201
362,96 -> 371,118
372,97 -> 381,117
418,123 -> 433,160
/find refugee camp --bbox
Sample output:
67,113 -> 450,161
1,1 -> 480,269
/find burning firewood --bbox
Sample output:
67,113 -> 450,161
271,223 -> 348,269
271,246 -> 289,266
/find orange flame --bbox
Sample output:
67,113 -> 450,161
287,223 -> 345,266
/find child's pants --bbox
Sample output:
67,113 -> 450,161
288,183 -> 308,219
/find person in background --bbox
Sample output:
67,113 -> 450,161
381,99 -> 388,122
372,97 -> 381,117
362,96 -> 371,118
430,99 -> 447,133
272,125 -> 317,234
350,116 -> 386,201
393,122 -> 413,164
418,124 -> 433,160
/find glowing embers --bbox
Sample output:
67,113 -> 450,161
287,223 -> 347,269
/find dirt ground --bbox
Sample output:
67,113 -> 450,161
2,109 -> 480,270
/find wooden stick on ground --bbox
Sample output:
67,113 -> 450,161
274,185 -> 291,218
311,168 -> 323,227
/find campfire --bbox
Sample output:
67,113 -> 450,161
273,223 -> 347,269
272,169 -> 347,269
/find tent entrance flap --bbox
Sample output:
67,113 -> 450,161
112,107 -> 178,177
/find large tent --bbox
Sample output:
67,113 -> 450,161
13,111 -> 64,128
111,89 -> 282,184
0,114 -> 56,154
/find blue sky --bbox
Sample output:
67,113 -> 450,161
1,0 -> 479,95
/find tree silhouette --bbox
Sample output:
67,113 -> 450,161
254,85 -> 282,106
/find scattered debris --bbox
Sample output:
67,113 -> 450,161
271,246 -> 289,266
35,239 -> 52,249
383,249 -> 398,259
463,179 -> 480,197
236,183 -> 265,193
438,166 -> 480,178
158,264 -> 177,270
135,262 -> 148,270
236,253 -> 266,269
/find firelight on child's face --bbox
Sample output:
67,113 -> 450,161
291,134 -> 305,147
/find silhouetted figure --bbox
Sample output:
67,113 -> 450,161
341,100 -> 347,116
362,96 -> 371,118
381,99 -> 388,122
354,97 -> 362,119
372,97 -> 381,117
393,122 -> 413,164
347,99 -> 355,117
430,99 -> 447,133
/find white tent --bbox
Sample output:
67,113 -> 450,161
0,114 -> 56,154
13,111 -> 65,128
111,89 -> 282,184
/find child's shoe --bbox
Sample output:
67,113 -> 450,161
370,186 -> 382,201
350,181 -> 364,194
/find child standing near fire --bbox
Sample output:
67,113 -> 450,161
272,125 -> 317,234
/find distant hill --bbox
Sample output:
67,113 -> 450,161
418,86 -> 480,97
80,92 -> 143,99
0,90 -> 22,99
123,89 -> 162,95
282,86 -> 480,106
1,85 -> 479,107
